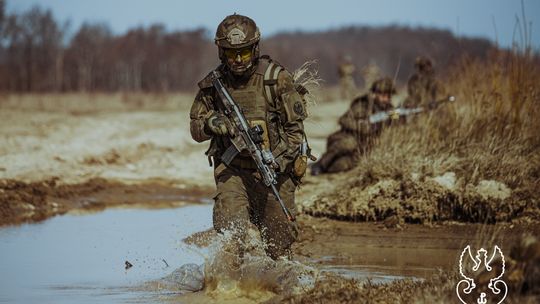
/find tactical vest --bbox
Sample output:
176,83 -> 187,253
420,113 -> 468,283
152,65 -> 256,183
203,56 -> 290,166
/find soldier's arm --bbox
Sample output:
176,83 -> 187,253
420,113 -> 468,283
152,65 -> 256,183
190,89 -> 214,143
275,69 -> 306,171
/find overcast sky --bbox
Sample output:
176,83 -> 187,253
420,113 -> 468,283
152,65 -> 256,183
6,0 -> 540,48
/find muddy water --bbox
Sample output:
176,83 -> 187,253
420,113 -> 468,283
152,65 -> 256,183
294,216 -> 512,283
0,202 -> 522,304
0,205 -> 212,304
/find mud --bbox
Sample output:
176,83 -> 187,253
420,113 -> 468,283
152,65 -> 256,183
178,214 -> 540,303
281,233 -> 540,304
299,171 -> 540,224
0,177 -> 212,226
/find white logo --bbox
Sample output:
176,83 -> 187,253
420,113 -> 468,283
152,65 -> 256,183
456,245 -> 508,304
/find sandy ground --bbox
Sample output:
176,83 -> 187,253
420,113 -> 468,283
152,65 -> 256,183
0,94 -> 213,186
0,93 -> 349,225
0,93 -> 350,184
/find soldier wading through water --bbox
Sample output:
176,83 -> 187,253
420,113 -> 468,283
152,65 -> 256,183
190,14 -> 309,276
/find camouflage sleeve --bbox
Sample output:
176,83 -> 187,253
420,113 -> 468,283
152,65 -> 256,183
406,75 -> 422,107
338,99 -> 370,135
190,89 -> 214,143
275,69 -> 306,171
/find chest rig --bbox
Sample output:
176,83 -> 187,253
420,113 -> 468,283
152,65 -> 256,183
209,57 -> 289,165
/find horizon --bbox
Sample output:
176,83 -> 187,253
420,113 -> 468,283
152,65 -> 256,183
6,0 -> 540,49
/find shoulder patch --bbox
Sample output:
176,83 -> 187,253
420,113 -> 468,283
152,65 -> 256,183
293,101 -> 304,116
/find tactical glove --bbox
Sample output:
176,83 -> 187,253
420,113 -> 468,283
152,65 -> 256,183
205,111 -> 232,136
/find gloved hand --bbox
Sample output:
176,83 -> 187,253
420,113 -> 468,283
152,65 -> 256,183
205,111 -> 232,136
390,110 -> 400,120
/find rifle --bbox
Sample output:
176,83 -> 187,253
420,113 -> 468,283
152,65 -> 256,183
210,70 -> 296,222
369,95 -> 455,124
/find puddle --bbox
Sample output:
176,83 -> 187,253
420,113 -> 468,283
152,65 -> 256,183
0,203 -> 482,303
319,265 -> 425,284
0,205 -> 212,304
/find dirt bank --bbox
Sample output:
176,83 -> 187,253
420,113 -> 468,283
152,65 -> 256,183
0,177 -> 213,226
299,171 -> 539,224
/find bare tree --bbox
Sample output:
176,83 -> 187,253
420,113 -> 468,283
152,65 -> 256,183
1,6 -> 64,91
64,23 -> 111,91
0,4 -> 496,93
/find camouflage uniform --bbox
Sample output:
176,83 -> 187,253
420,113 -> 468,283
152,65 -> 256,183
190,15 -> 306,260
403,56 -> 443,108
312,78 -> 395,174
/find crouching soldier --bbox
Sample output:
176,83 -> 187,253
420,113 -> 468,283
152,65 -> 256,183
311,77 -> 396,175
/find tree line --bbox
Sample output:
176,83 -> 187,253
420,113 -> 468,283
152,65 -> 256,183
0,2 -> 495,92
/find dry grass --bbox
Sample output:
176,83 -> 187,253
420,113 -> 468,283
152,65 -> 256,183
371,49 -> 540,191
303,49 -> 540,224
293,61 -> 324,114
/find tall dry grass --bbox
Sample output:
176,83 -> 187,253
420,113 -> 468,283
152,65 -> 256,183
366,49 -> 540,191
305,48 -> 540,223
291,51 -> 539,304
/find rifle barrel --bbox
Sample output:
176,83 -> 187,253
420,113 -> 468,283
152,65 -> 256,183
271,184 -> 295,222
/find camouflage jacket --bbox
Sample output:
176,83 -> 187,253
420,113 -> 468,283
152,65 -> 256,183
190,57 -> 306,172
338,93 -> 393,142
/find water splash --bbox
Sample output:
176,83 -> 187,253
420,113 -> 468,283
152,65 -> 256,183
149,225 -> 320,302
203,226 -> 319,300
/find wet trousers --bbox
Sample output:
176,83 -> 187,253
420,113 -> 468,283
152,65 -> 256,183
212,162 -> 298,260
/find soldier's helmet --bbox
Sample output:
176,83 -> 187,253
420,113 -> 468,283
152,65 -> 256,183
414,56 -> 433,73
370,77 -> 396,95
215,14 -> 260,74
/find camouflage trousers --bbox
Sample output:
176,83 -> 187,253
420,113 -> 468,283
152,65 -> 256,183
212,162 -> 298,260
316,130 -> 359,173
